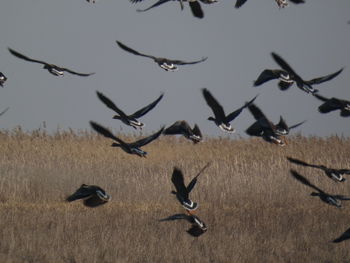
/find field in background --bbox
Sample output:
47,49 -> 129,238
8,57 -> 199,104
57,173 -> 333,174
0,128 -> 350,263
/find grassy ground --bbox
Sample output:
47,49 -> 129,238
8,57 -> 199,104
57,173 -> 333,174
0,128 -> 349,263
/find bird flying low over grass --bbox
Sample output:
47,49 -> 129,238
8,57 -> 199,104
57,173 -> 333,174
0,72 -> 7,87
116,41 -> 207,71
163,120 -> 202,143
333,227 -> 350,243
313,93 -> 350,117
290,170 -> 350,208
287,157 -> 350,182
8,48 -> 95,77
202,88 -> 257,133
66,184 -> 110,207
96,91 -> 164,129
90,121 -> 164,157
254,52 -> 343,94
235,0 -> 304,9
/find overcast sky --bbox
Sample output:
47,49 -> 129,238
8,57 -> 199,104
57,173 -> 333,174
0,0 -> 349,138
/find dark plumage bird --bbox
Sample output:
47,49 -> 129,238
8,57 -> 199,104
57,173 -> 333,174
66,184 -> 110,207
163,120 -> 202,143
290,170 -> 350,208
159,212 -> 207,237
0,72 -> 7,87
313,93 -> 350,117
90,121 -> 164,157
8,48 -> 94,77
116,41 -> 207,71
333,227 -> 350,243
202,88 -> 257,133
96,91 -> 164,129
235,0 -> 304,8
171,163 -> 210,211
254,53 -> 343,94
287,157 -> 350,182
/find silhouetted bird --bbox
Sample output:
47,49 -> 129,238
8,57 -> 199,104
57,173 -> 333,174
235,0 -> 304,8
116,41 -> 207,71
90,121 -> 164,157
333,227 -> 350,243
67,184 -> 110,207
8,48 -> 94,77
0,72 -> 7,87
163,120 -> 202,143
96,91 -> 164,129
313,93 -> 350,117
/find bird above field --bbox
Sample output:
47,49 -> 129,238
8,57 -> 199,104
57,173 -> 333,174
159,212 -> 207,237
202,88 -> 257,133
90,121 -> 164,157
8,48 -> 95,77
254,53 -> 343,94
333,227 -> 350,243
0,72 -> 7,87
313,93 -> 350,117
66,184 -> 110,207
290,170 -> 350,208
235,0 -> 304,9
116,41 -> 207,71
96,91 -> 164,129
171,163 -> 210,211
163,120 -> 202,143
287,157 -> 350,182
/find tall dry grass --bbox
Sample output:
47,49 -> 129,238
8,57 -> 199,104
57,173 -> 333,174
0,128 -> 349,263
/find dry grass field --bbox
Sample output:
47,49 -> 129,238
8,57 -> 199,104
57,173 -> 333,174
0,128 -> 350,263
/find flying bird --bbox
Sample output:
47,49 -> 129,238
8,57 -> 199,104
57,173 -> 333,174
90,121 -> 164,157
163,120 -> 202,143
235,0 -> 304,8
0,107 -> 9,117
313,93 -> 350,117
96,91 -> 164,129
202,88 -> 257,133
287,157 -> 350,182
290,170 -> 350,208
116,41 -> 207,71
66,184 -> 110,207
0,72 -> 7,87
333,227 -> 350,243
8,48 -> 95,77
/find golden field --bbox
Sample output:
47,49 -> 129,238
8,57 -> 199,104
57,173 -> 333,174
0,128 -> 350,263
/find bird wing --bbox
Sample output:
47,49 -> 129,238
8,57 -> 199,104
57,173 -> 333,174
318,98 -> 342,113
247,103 -> 272,129
287,157 -> 321,169
129,93 -> 164,118
278,81 -> 294,91
313,93 -> 329,102
276,116 -> 289,131
225,95 -> 258,123
271,52 -> 303,83
61,68 -> 95,77
163,121 -> 190,135
290,170 -> 324,193
188,1 -> 204,18
254,69 -> 283,86
171,167 -> 189,198
202,88 -> 226,121
333,195 -> 350,201
289,0 -> 305,3
159,214 -> 189,222
187,162 -> 210,193
245,121 -> 263,136
168,57 -> 207,65
96,91 -> 129,119
136,0 -> 173,12
8,48 -> 48,65
192,124 -> 202,138
305,68 -> 343,85
116,41 -> 155,59
89,121 -> 128,146
338,169 -> 350,174
289,120 -> 306,130
66,185 -> 95,202
187,225 -> 206,237
130,126 -> 164,147
0,107 -> 9,117
235,0 -> 248,8
333,228 -> 350,243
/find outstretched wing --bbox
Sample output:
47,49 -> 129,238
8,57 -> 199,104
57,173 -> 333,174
192,124 -> 202,138
333,227 -> 350,243
131,126 -> 164,147
290,170 -> 324,193
187,162 -> 210,193
0,107 -> 9,117
247,103 -> 272,130
159,214 -> 189,222
306,68 -> 343,86
318,98 -> 342,113
333,195 -> 350,201
171,167 -> 189,198
66,185 -> 95,202
90,121 -> 127,146
278,81 -> 293,91
313,93 -> 329,102
96,91 -> 129,119
8,48 -> 48,65
116,41 -> 155,59
289,0 -> 305,3
136,0 -> 172,12
202,88 -> 226,121
187,225 -> 206,237
289,120 -> 306,130
130,93 -> 164,118
235,0 -> 248,8
254,69 -> 283,86
62,68 -> 95,77
225,95 -> 258,123
169,57 -> 207,66
287,157 -> 321,169
245,121 -> 263,137
163,121 -> 190,135
271,52 -> 303,83
189,1 -> 204,19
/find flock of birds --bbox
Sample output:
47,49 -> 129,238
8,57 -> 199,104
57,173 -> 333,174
1,0 -> 350,242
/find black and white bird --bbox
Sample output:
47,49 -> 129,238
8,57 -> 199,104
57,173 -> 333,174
290,170 -> 350,208
333,227 -> 350,243
254,53 -> 343,94
159,212 -> 207,237
0,72 -> 7,87
66,184 -> 110,207
163,120 -> 202,143
116,41 -> 207,71
313,93 -> 350,117
287,157 -> 350,182
90,121 -> 164,157
171,163 -> 210,211
96,91 -> 164,129
202,88 -> 257,133
8,48 -> 94,77
235,0 -> 304,8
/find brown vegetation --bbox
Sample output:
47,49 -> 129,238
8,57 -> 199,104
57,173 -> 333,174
0,128 -> 349,263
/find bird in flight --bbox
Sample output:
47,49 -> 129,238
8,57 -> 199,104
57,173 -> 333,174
0,72 -> 7,87
313,93 -> 350,117
333,227 -> 350,243
163,120 -> 202,143
66,184 -> 110,207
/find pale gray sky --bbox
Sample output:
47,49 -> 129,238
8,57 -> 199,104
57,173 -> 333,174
1,0 -> 349,137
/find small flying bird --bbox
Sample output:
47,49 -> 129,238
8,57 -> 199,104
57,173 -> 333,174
313,93 -> 350,117
0,107 -> 9,117
290,170 -> 350,208
96,91 -> 164,129
90,121 -> 164,157
66,184 -> 110,207
116,41 -> 207,71
202,88 -> 257,133
8,48 -> 95,77
333,227 -> 350,243
287,157 -> 350,182
0,72 -> 7,87
235,0 -> 304,8
171,163 -> 210,211
163,120 -> 202,143
159,212 -> 207,237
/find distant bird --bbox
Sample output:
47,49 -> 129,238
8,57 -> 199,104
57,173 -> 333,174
8,48 -> 94,77
0,107 -> 9,117
235,0 -> 304,8
96,91 -> 164,129
163,120 -> 202,143
159,212 -> 207,237
0,72 -> 7,87
66,184 -> 110,207
171,163 -> 210,211
90,121 -> 164,157
333,227 -> 350,243
116,41 -> 207,71
290,170 -> 350,208
202,88 -> 257,133
313,93 -> 350,117
287,157 -> 350,182
254,53 -> 343,94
